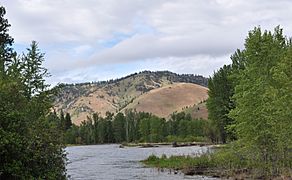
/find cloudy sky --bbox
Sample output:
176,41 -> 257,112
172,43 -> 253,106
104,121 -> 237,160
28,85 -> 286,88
2,0 -> 292,85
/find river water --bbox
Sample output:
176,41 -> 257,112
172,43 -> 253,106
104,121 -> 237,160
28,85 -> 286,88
66,144 -> 216,180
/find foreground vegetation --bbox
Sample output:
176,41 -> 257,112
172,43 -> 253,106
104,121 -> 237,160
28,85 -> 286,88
0,6 -> 66,179
144,27 -> 292,178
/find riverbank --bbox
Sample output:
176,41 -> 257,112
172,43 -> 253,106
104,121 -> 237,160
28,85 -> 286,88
141,146 -> 292,179
120,141 -> 212,148
142,152 -> 254,179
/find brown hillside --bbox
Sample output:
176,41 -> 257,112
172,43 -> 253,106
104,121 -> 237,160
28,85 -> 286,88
64,89 -> 118,125
183,102 -> 208,120
124,83 -> 208,118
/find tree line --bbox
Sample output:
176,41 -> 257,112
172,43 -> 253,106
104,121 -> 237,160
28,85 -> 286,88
53,111 -> 212,145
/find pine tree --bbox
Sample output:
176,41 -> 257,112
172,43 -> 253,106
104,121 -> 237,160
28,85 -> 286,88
22,41 -> 49,98
60,110 -> 65,131
65,113 -> 72,130
0,6 -> 14,78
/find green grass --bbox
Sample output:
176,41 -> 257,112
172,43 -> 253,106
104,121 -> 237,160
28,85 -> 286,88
142,144 -> 292,179
142,154 -> 216,169
142,146 -> 249,177
165,135 -> 209,143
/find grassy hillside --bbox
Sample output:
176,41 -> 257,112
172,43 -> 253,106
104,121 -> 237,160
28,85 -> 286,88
182,102 -> 208,120
123,83 -> 208,118
54,71 -> 209,124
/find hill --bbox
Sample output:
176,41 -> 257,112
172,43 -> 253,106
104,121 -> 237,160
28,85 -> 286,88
182,102 -> 208,120
54,71 -> 209,124
123,83 -> 208,118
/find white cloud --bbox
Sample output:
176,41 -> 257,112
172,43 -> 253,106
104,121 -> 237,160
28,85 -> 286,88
2,0 -> 292,84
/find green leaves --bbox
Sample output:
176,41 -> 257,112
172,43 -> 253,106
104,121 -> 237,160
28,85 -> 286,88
207,65 -> 236,143
229,26 -> 292,176
0,6 -> 66,179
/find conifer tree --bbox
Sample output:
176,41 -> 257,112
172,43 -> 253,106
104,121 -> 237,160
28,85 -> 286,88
0,6 -> 14,78
65,113 -> 72,130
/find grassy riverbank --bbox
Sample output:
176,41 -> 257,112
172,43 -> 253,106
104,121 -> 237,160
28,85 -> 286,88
142,145 -> 292,179
142,148 -> 235,178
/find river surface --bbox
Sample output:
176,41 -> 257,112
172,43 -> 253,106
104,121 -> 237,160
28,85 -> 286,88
66,144 -> 216,180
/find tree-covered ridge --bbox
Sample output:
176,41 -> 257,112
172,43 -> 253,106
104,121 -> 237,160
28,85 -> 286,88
0,6 -> 66,179
58,70 -> 208,88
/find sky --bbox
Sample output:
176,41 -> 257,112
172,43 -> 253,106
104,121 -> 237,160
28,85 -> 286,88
2,0 -> 292,85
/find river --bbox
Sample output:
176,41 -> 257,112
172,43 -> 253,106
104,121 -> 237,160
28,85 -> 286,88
66,144 -> 216,180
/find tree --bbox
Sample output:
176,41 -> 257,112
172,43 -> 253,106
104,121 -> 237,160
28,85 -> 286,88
22,41 -> 49,98
0,6 -> 14,78
269,45 -> 292,170
229,26 -> 291,176
207,65 -> 235,143
0,6 -> 66,179
139,118 -> 150,142
178,120 -> 189,138
149,117 -> 165,142
64,113 -> 72,131
113,113 -> 126,142
60,110 -> 65,131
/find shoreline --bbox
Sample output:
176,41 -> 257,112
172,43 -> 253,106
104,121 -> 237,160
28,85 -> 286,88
66,141 -> 214,148
121,141 -> 213,148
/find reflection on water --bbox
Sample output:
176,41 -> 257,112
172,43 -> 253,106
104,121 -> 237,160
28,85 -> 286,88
66,144 -> 216,180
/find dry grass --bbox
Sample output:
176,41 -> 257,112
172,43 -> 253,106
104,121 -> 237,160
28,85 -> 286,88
183,102 -> 208,120
124,83 -> 208,118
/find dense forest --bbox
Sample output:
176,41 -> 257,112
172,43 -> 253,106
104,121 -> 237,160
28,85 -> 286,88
53,110 -> 212,145
0,6 -> 66,179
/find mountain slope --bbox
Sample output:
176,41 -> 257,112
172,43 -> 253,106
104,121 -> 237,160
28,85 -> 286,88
54,71 -> 209,124
183,102 -> 208,120
123,83 -> 208,118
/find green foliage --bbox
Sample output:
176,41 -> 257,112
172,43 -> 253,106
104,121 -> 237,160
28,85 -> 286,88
0,6 -> 14,78
63,110 -> 212,145
64,113 -> 72,130
0,6 -> 66,179
22,41 -> 49,98
204,25 -> 292,177
142,145 -> 249,177
207,65 -> 236,143
139,118 -> 151,142
165,135 -> 208,143
113,112 -> 126,142
144,26 -> 292,178
143,154 -> 216,169
228,26 -> 292,176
